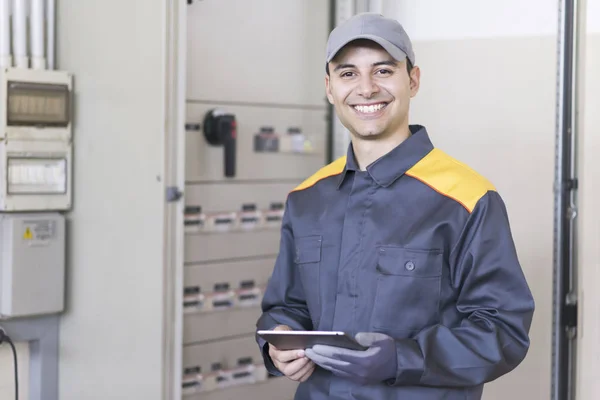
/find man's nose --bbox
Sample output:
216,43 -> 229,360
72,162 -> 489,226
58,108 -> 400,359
356,75 -> 379,98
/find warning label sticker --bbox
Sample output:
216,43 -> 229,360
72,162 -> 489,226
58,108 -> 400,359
23,227 -> 33,239
22,220 -> 56,243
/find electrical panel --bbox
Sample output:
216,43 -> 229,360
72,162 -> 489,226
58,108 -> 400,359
0,67 -> 73,212
182,336 -> 298,398
0,213 -> 65,318
185,105 -> 327,182
0,67 -> 70,320
183,1 -> 330,398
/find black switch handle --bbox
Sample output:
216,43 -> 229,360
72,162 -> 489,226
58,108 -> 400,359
221,116 -> 236,177
203,109 -> 237,178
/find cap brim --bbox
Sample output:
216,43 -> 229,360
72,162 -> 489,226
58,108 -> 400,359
327,34 -> 408,63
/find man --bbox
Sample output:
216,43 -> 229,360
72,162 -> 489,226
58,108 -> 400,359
255,12 -> 535,400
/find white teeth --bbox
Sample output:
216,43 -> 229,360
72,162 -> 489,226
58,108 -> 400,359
354,103 -> 386,113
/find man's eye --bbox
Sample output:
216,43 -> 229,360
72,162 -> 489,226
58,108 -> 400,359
340,71 -> 354,78
377,69 -> 392,75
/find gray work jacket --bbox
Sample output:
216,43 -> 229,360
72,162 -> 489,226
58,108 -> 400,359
256,125 -> 535,399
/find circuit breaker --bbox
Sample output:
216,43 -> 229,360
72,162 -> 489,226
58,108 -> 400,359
0,67 -> 73,211
0,213 -> 65,318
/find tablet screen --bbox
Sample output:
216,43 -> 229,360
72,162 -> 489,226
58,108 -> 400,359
257,330 -> 367,351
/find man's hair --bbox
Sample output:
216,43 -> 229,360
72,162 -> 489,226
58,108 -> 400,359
325,58 -> 414,76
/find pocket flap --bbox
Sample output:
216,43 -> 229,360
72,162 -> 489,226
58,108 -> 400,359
294,235 -> 322,264
376,246 -> 442,277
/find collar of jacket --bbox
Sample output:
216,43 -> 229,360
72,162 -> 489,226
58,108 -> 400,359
336,125 -> 434,189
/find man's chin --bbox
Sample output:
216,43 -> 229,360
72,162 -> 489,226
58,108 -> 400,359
353,130 -> 384,141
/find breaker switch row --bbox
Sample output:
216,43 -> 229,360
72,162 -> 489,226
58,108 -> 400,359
182,357 -> 268,396
184,202 -> 284,234
183,281 -> 264,314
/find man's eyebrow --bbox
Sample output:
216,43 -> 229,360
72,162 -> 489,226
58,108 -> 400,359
373,60 -> 398,68
333,59 -> 398,72
333,63 -> 355,72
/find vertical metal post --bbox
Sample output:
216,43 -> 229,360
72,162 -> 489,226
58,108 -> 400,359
163,1 -> 187,399
552,0 -> 580,399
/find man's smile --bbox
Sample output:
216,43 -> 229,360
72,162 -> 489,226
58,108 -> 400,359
350,101 -> 390,118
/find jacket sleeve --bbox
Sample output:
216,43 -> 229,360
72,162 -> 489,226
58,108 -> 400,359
388,190 -> 535,387
255,199 -> 313,375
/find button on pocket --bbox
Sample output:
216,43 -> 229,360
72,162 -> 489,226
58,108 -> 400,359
371,246 -> 443,335
294,235 -> 323,326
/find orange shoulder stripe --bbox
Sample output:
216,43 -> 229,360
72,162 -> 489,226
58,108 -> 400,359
291,156 -> 347,193
405,148 -> 495,213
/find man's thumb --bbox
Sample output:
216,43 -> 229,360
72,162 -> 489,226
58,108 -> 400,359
274,325 -> 292,332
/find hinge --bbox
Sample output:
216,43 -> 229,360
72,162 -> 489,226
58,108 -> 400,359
564,303 -> 577,327
566,179 -> 578,190
563,293 -> 578,339
166,186 -> 183,202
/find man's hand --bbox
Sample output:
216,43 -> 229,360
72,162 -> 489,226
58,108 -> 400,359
305,332 -> 397,384
268,325 -> 316,382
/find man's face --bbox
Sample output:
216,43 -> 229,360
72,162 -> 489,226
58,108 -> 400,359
325,41 -> 420,141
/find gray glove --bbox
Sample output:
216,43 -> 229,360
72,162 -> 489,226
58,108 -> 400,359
305,332 -> 397,384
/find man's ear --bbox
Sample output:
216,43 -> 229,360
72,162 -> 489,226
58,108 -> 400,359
325,74 -> 334,104
409,66 -> 421,97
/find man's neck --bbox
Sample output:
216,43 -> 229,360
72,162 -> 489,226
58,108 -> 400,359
351,126 -> 411,171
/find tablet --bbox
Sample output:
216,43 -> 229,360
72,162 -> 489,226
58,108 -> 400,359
257,330 -> 367,351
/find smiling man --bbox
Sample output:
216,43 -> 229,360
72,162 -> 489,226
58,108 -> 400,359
255,13 -> 535,400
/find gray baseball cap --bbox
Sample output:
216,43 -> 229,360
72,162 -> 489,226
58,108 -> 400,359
326,13 -> 415,66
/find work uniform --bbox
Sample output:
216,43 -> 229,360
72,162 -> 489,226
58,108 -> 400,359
256,125 -> 535,400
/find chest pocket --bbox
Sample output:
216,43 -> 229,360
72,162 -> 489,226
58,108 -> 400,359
370,246 -> 443,336
294,235 -> 322,326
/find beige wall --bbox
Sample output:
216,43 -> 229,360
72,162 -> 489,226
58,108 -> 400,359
577,1 -> 600,398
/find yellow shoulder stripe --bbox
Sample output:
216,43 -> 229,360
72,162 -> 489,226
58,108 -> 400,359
291,156 -> 347,192
406,148 -> 496,213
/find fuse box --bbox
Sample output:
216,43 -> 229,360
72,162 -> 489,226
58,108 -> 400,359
0,67 -> 73,211
0,213 -> 65,318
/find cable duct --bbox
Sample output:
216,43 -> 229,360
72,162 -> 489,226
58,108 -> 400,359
0,0 -> 56,70
12,0 -> 27,68
30,0 -> 44,69
0,0 -> 10,68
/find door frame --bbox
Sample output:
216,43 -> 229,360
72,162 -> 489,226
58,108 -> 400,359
161,0 -> 187,399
